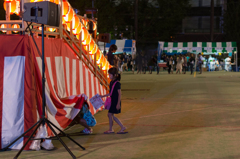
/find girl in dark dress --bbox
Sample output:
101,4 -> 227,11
100,67 -> 127,134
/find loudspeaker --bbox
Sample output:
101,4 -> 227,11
98,33 -> 111,43
23,2 -> 60,27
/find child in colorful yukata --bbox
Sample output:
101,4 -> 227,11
70,102 -> 96,134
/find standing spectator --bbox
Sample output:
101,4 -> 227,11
148,55 -> 155,74
122,52 -> 128,72
107,44 -> 117,65
189,54 -> 195,74
183,55 -> 187,74
186,53 -> 190,71
153,53 -> 159,74
176,55 -> 183,74
142,56 -> 148,74
137,53 -> 143,74
117,55 -> 122,74
167,56 -> 173,74
225,56 -> 231,71
198,53 -> 203,74
127,55 -> 132,71
173,54 -> 177,71
131,56 -> 136,74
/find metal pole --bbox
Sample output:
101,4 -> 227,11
210,0 -> 214,41
41,24 -> 46,125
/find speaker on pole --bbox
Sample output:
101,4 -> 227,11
23,1 -> 60,27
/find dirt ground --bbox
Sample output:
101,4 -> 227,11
1,71 -> 240,159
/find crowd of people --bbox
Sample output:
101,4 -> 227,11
106,44 -> 159,74
161,53 -> 233,74
106,44 -> 234,76
162,53 -> 199,75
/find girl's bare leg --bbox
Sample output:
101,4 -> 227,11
112,115 -> 126,131
79,118 -> 91,131
108,113 -> 114,131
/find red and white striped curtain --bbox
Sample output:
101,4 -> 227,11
0,35 -> 107,150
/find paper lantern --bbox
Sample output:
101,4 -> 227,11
103,62 -> 109,71
62,17 -> 66,24
81,28 -> 88,41
73,15 -> 80,30
83,34 -> 91,45
64,8 -> 74,23
83,45 -> 88,52
4,0 -> 18,14
30,0 -> 42,2
89,40 -> 95,52
102,58 -> 108,70
93,22 -> 97,31
54,0 -> 59,4
62,1 -> 69,17
81,19 -> 88,27
48,28 -> 56,32
73,22 -> 82,35
97,53 -> 103,65
66,22 -> 71,31
95,50 -> 101,61
91,45 -> 98,55
12,24 -> 20,33
1,24 -> 7,33
66,14 -> 79,32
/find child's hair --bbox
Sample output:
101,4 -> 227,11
108,67 -> 121,81
109,44 -> 117,52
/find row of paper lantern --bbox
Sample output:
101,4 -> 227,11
62,1 -> 96,30
60,1 -> 111,71
2,0 -> 111,71
81,27 -> 111,71
0,24 -> 20,33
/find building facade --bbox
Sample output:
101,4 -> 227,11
176,0 -> 227,42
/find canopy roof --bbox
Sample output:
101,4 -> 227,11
99,39 -> 136,54
158,41 -> 237,55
